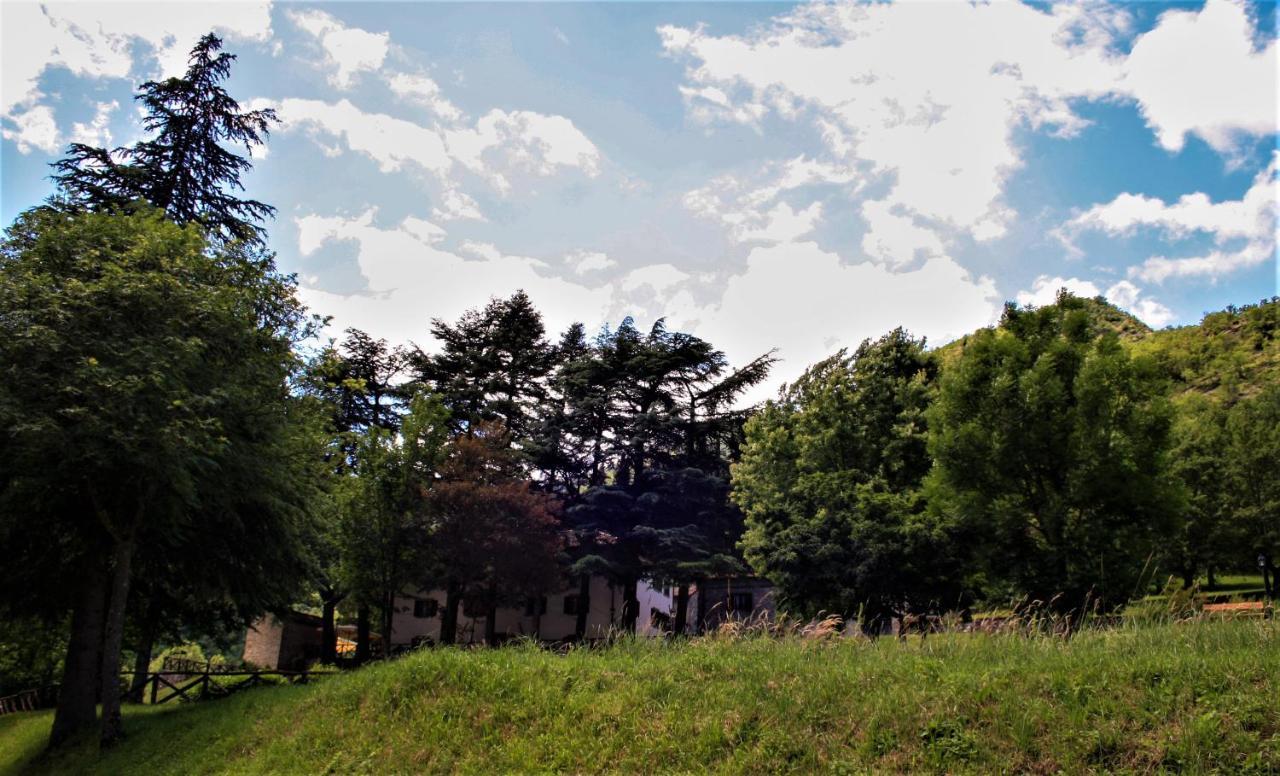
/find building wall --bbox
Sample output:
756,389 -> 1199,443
694,577 -> 777,633
242,613 -> 323,669
242,616 -> 283,668
391,577 -> 678,646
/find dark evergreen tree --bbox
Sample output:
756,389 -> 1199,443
49,34 -> 277,245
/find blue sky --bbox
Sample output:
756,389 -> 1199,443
2,0 -> 1276,393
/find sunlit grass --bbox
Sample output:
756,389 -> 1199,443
3,618 -> 1278,774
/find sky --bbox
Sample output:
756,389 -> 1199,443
2,0 -> 1277,395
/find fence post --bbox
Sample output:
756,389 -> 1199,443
150,674 -> 158,705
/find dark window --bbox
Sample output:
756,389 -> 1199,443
728,592 -> 754,613
524,596 -> 548,616
563,594 -> 588,615
413,599 -> 438,618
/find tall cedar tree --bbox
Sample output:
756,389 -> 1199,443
425,425 -> 563,645
565,318 -> 774,634
414,291 -> 553,446
50,34 -> 278,245
927,292 -> 1180,611
0,208 -> 317,747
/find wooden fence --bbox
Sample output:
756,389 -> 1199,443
0,668 -> 318,716
0,687 -> 53,715
122,667 -> 316,706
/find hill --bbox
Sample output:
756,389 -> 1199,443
3,620 -> 1278,774
935,295 -> 1280,404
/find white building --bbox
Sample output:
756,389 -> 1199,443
389,576 -> 682,647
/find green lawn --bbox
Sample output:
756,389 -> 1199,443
4,619 -> 1278,774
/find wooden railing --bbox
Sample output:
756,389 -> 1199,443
122,668 -> 316,706
0,687 -> 53,716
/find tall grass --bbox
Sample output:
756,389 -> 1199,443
3,618 -> 1277,774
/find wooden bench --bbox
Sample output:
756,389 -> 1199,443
1202,601 -> 1270,618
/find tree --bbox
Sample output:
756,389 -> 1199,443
425,425 -> 563,645
562,318 -> 774,633
927,293 -> 1180,611
50,34 -> 278,245
733,329 -> 967,630
301,328 -> 407,659
1166,396 -> 1237,588
1223,386 -> 1280,586
0,207 -> 317,747
338,392 -> 450,655
414,291 -> 554,447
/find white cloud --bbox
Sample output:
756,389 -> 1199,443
1061,154 -> 1278,283
288,9 -> 389,90
270,98 -> 453,175
567,251 -> 616,275
2,2 -> 271,146
68,101 -> 119,148
621,263 -> 690,295
860,200 -> 946,269
684,155 -> 859,245
661,0 -> 1275,283
433,189 -> 484,221
1103,280 -> 1174,327
2,105 -> 60,154
444,110 -> 602,186
293,211 -> 616,348
388,73 -> 463,122
661,1 -> 1128,247
1014,275 -> 1175,327
267,98 -> 601,200
688,243 -> 1002,394
1120,0 -> 1277,157
1016,275 -> 1103,307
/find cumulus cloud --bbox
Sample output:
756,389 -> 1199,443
662,0 -> 1276,296
294,211 -> 617,348
661,1 -> 1128,248
1120,0 -> 1277,157
288,9 -> 389,90
566,251 -> 616,275
689,244 -> 1002,391
266,97 -> 601,201
2,2 -> 271,149
2,105 -> 60,154
1015,275 -> 1174,327
1059,154 -> 1278,284
389,73 -> 464,122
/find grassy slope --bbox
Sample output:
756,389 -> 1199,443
4,620 -> 1278,775
934,297 -> 1280,406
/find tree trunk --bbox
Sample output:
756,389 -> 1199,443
1207,566 -> 1217,590
49,560 -> 109,749
440,584 -> 460,645
574,574 -> 591,641
484,581 -> 498,647
1181,567 -> 1196,590
99,532 -> 137,746
320,593 -> 339,664
382,590 -> 395,658
622,577 -> 639,634
355,603 -> 371,662
128,599 -> 159,702
673,584 -> 690,636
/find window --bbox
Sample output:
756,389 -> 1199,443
728,592 -> 754,613
524,596 -> 548,616
563,594 -> 588,616
413,599 -> 438,619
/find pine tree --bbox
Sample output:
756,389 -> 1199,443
50,34 -> 278,245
